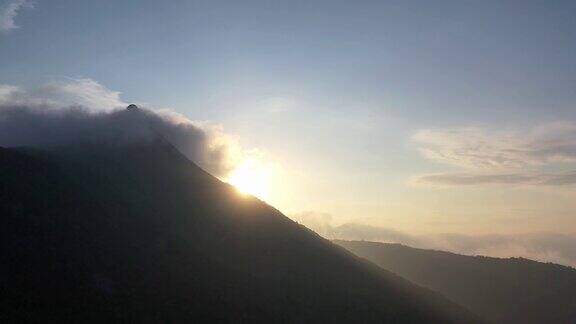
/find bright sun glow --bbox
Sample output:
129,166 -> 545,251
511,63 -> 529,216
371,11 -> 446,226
227,158 -> 272,200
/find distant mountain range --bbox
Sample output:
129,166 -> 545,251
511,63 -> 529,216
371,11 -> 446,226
0,115 -> 483,323
335,240 -> 576,324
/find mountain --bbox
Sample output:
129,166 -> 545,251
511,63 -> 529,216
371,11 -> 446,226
335,240 -> 576,324
0,140 -> 484,323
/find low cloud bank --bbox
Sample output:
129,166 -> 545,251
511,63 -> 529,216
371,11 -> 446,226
0,79 -> 240,176
292,211 -> 576,268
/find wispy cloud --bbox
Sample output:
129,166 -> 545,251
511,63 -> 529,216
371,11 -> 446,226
413,171 -> 576,186
412,124 -> 576,187
0,0 -> 34,33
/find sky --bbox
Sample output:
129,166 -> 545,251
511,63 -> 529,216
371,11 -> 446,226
2,0 -> 576,265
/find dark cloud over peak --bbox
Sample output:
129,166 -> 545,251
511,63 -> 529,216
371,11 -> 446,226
0,80 -> 240,176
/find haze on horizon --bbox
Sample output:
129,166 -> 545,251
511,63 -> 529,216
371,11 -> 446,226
2,0 -> 576,266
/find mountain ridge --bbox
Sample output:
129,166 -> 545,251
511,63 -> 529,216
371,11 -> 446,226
0,143 -> 484,323
335,239 -> 576,324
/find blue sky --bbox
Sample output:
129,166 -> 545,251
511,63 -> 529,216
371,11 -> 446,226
3,0 -> 576,123
2,0 -> 576,263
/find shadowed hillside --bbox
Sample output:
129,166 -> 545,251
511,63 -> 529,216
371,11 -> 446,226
335,240 -> 576,324
0,140 -> 483,323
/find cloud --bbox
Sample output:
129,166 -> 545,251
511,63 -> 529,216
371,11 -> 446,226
0,79 -> 125,109
415,173 -> 537,186
291,211 -> 336,237
413,171 -> 576,186
0,0 -> 33,33
540,171 -> 576,185
292,212 -> 576,267
333,223 -> 428,248
414,127 -> 538,170
412,125 -> 576,187
438,232 -> 576,268
0,79 -> 242,176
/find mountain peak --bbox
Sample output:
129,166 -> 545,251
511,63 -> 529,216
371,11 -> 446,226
126,104 -> 139,111
0,145 -> 486,323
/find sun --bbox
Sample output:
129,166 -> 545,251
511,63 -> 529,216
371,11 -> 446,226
227,159 -> 272,200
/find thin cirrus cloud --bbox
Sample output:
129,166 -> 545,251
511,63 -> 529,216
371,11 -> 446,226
0,78 -> 246,177
414,172 -> 576,186
412,125 -> 576,187
0,0 -> 34,33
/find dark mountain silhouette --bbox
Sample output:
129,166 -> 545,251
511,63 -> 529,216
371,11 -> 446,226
335,240 -> 576,324
0,127 -> 484,322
